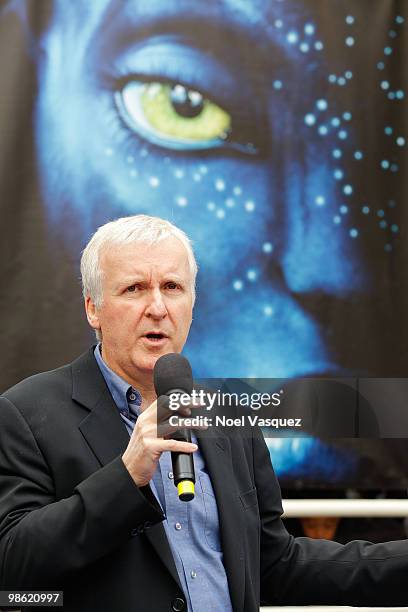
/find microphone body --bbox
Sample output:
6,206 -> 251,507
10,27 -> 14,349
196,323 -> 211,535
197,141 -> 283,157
154,355 -> 196,501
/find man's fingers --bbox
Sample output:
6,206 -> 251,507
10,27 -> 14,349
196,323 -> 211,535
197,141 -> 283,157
156,394 -> 205,423
158,418 -> 208,438
149,437 -> 198,454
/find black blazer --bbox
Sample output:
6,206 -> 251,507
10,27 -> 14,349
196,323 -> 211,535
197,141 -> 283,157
0,349 -> 407,611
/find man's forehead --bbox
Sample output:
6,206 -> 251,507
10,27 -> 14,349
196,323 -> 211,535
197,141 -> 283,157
99,238 -> 190,274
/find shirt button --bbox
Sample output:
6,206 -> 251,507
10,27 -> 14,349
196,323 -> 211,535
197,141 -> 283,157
174,522 -> 182,531
191,570 -> 197,579
129,393 -> 136,401
171,598 -> 185,612
168,471 -> 174,479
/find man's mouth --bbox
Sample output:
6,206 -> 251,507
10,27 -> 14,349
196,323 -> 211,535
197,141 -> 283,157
143,332 -> 168,343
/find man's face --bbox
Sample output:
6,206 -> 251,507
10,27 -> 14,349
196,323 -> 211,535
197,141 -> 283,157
86,237 -> 193,384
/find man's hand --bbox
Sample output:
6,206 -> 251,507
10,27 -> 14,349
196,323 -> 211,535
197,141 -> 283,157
122,396 -> 203,487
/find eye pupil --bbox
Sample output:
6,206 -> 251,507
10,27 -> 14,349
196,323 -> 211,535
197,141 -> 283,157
170,84 -> 204,119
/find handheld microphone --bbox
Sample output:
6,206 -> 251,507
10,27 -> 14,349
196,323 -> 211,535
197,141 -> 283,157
153,353 -> 196,502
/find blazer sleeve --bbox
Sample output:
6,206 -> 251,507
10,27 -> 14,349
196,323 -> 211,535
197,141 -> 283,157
0,396 -> 164,590
254,433 -> 408,606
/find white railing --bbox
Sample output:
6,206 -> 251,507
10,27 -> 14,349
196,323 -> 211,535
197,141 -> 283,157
282,499 -> 408,517
7,605 -> 408,611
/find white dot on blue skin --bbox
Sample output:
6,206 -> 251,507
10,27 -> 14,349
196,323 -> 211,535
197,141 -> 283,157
345,71 -> 353,80
262,242 -> 273,253
328,74 -> 337,83
233,280 -> 243,291
207,202 -> 216,211
193,173 -> 202,182
104,147 -> 113,156
395,16 -> 404,24
176,196 -> 188,207
354,151 -> 363,160
385,126 -> 393,135
343,112 -> 352,121
338,130 -> 347,140
304,113 -> 316,126
263,305 -> 274,317
340,205 -> 348,215
274,19 -> 283,28
333,148 -> 342,159
315,41 -> 324,50
273,80 -> 283,89
334,169 -> 343,180
233,186 -> 242,196
345,37 -> 355,46
300,43 -> 309,53
174,169 -> 185,179
350,228 -> 358,238
381,160 -> 390,169
287,31 -> 298,44
331,117 -> 341,127
337,77 -> 346,86
126,155 -> 134,164
149,176 -> 160,188
199,165 -> 208,174
129,169 -> 138,178
140,148 -> 148,157
333,215 -> 341,224
245,200 -> 255,212
216,209 -> 225,219
396,137 -> 405,147
346,15 -> 355,25
343,185 -> 353,196
381,81 -> 390,90
384,46 -> 393,55
225,198 -> 235,208
215,179 -> 226,191
315,195 -> 325,206
247,269 -> 257,281
304,23 -> 315,35
318,125 -> 328,136
362,206 -> 370,214
316,99 -> 328,111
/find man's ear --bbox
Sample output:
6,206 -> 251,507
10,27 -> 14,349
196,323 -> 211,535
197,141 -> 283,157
85,297 -> 101,332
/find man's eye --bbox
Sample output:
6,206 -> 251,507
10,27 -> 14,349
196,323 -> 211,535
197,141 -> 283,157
126,285 -> 137,292
115,80 -> 232,151
165,282 -> 179,290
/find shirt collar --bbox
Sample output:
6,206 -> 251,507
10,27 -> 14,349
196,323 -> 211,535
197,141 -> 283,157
93,343 -> 142,417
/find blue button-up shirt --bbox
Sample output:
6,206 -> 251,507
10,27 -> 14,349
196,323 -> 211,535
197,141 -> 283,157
94,345 -> 233,612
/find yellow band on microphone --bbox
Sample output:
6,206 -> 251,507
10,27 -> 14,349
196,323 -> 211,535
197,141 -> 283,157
177,480 -> 195,501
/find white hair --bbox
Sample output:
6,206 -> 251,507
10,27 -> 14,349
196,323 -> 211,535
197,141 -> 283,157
80,215 -> 198,339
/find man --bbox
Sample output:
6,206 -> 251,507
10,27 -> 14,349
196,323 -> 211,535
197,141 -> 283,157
0,215 -> 407,612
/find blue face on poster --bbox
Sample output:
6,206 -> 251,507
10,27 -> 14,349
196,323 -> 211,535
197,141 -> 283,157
27,0 -> 404,480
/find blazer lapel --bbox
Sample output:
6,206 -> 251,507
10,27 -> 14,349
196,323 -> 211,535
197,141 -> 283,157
71,349 -> 182,591
198,433 -> 246,612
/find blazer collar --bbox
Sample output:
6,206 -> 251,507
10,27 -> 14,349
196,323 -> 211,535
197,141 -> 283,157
71,347 -> 130,465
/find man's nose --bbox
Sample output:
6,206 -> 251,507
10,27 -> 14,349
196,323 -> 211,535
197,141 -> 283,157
144,289 -> 167,318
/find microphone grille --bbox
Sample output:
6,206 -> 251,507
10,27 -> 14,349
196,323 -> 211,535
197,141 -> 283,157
153,353 -> 193,397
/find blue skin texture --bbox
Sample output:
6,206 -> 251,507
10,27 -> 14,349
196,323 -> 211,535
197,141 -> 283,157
32,0 -> 371,479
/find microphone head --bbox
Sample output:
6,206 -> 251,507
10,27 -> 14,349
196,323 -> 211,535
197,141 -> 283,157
153,353 -> 193,397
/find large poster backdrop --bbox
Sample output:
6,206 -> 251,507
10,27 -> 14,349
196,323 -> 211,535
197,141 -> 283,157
0,0 -> 406,488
